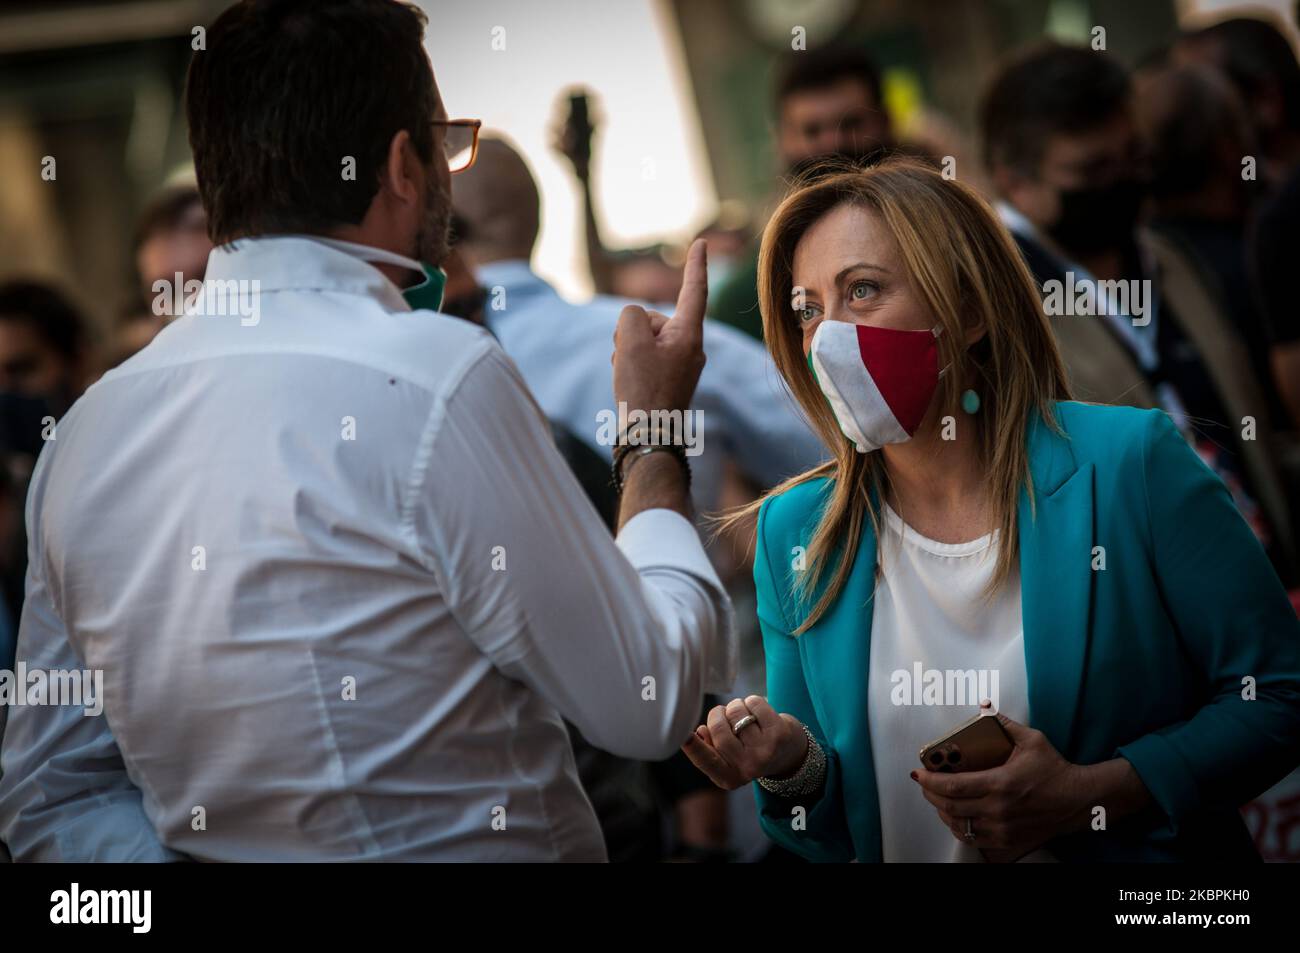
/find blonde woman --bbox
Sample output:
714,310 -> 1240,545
681,158 -> 1300,862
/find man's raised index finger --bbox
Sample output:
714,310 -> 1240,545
671,237 -> 708,330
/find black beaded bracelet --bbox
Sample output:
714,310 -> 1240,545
611,441 -> 691,495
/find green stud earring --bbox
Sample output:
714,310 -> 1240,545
961,389 -> 981,415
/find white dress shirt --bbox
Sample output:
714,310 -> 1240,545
867,503 -> 1053,863
0,236 -> 735,862
474,260 -> 826,510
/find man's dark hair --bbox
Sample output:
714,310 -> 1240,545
775,45 -> 884,113
0,281 -> 87,361
980,43 -> 1131,174
1187,17 -> 1300,132
132,184 -> 205,252
1143,65 -> 1252,199
185,0 -> 437,244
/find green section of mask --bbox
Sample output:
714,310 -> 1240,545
402,264 -> 446,312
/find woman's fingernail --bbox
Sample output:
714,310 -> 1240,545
910,770 -> 919,781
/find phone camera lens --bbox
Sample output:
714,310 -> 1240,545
947,750 -> 962,764
929,751 -> 944,766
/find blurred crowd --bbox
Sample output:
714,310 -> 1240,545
2,11 -> 1299,861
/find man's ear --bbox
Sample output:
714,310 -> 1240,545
992,158 -> 1046,210
993,158 -> 1054,229
382,129 -> 421,206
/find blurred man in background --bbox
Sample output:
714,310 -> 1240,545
0,281 -> 90,685
0,281 -> 89,417
708,46 -> 893,341
1174,17 -> 1300,447
133,182 -> 212,312
1175,16 -> 1300,190
982,42 -> 1295,582
1135,61 -> 1292,439
102,183 -> 215,371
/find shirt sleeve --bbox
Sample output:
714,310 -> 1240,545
0,461 -> 183,862
409,343 -> 736,762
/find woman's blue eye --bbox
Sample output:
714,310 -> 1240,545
850,281 -> 876,301
797,306 -> 820,324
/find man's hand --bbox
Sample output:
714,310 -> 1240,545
680,696 -> 807,791
610,238 -> 708,530
612,238 -> 707,418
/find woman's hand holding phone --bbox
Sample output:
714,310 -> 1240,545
911,709 -> 1089,861
681,695 -> 808,790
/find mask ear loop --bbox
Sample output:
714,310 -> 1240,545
934,322 -> 982,413
932,324 -> 952,379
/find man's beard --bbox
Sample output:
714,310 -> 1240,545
414,178 -> 451,266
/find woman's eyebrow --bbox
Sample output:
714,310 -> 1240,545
834,262 -> 890,283
792,261 -> 889,292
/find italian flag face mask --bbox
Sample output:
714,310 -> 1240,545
807,320 -> 945,453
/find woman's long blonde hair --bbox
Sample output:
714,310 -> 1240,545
728,157 -> 1072,634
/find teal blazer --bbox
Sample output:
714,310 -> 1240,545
753,401 -> 1300,862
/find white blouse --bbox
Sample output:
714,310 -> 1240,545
866,502 -> 1055,862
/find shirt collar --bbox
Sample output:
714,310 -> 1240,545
996,200 -> 1038,242
202,235 -> 412,312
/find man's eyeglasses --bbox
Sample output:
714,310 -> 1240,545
433,119 -> 482,173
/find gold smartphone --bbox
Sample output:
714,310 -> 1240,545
918,712 -> 1014,773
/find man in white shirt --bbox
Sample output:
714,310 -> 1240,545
0,0 -> 733,862
452,137 -> 825,512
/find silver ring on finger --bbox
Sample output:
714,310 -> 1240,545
731,714 -> 759,736
963,818 -> 976,844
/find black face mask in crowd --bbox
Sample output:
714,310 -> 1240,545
1045,178 -> 1146,256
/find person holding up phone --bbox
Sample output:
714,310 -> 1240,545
682,157 -> 1300,863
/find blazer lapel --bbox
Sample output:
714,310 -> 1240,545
799,506 -> 883,862
1018,410 -> 1095,754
